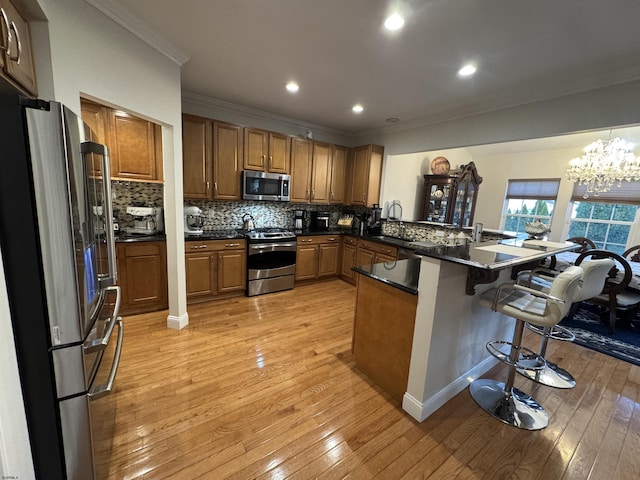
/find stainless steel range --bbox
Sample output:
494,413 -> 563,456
246,228 -> 297,296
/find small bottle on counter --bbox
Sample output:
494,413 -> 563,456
447,232 -> 457,246
456,231 -> 468,246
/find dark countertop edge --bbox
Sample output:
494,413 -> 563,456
352,259 -> 420,295
115,234 -> 166,243
413,241 -> 580,271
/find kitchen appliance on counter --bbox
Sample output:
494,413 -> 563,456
310,210 -> 331,231
184,206 -> 204,235
0,96 -> 123,479
246,227 -> 296,296
242,212 -> 256,231
242,170 -> 290,201
294,209 -> 306,231
125,205 -> 163,235
367,204 -> 383,234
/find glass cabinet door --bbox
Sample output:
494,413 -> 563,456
421,176 -> 455,223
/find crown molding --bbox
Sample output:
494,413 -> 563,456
85,0 -> 190,66
182,91 -> 354,138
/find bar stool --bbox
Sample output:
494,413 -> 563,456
517,258 -> 614,389
470,266 -> 583,430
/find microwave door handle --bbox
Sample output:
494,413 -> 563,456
81,141 -> 117,286
88,317 -> 123,400
83,285 -> 121,354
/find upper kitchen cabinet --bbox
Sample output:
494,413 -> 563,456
243,127 -> 290,174
329,145 -> 348,204
182,113 -> 243,200
80,99 -> 163,182
420,162 -> 482,227
290,139 -> 332,204
109,109 -> 163,182
0,0 -> 37,96
347,144 -> 384,207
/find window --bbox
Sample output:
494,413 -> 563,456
569,181 -> 640,255
502,179 -> 560,236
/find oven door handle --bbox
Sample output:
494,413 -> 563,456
88,317 -> 124,401
249,242 -> 297,252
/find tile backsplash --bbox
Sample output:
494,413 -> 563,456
111,181 -> 164,230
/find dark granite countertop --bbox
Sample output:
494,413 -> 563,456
115,233 -> 166,243
413,238 -> 579,270
352,258 -> 420,295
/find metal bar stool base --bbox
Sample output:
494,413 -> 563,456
517,360 -> 576,389
469,379 -> 548,430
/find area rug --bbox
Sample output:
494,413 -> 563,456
559,306 -> 640,367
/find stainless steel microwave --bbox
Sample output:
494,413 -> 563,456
242,170 -> 290,201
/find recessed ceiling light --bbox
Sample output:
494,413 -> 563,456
352,104 -> 364,114
384,13 -> 405,31
458,64 -> 477,77
285,81 -> 299,93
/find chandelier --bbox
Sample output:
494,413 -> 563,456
566,137 -> 640,198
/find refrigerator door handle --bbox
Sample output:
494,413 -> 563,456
83,285 -> 121,354
88,317 -> 123,400
81,140 -> 117,287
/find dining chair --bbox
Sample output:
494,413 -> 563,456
575,250 -> 640,333
566,237 -> 596,253
623,245 -> 640,263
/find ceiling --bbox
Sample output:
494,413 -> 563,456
100,0 -> 640,136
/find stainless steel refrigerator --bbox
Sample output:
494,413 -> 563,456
0,93 -> 123,479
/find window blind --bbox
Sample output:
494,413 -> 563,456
506,179 -> 561,200
571,181 -> 640,205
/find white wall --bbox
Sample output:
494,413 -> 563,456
0,0 -> 186,473
38,0 -> 187,327
0,252 -> 35,480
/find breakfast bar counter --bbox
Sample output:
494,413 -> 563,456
351,239 -> 579,422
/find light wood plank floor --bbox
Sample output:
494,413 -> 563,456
94,279 -> 640,479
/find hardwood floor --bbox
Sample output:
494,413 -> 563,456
95,279 -> 640,479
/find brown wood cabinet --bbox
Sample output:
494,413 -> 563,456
117,241 -> 168,315
330,145 -> 348,204
340,235 -> 357,284
295,235 -> 340,282
290,139 -> 333,204
109,109 -> 163,182
0,0 -> 37,96
80,99 -> 163,182
347,144 -> 384,207
185,239 -> 246,303
182,114 -> 243,200
243,128 -> 290,174
80,100 -> 110,176
356,238 -> 398,268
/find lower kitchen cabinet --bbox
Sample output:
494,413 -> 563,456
295,235 -> 340,282
185,239 -> 246,303
117,241 -> 168,315
355,239 -> 398,270
340,235 -> 357,284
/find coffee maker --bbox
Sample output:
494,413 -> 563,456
125,206 -> 163,235
184,206 -> 204,235
367,204 -> 383,234
294,209 -> 306,231
310,210 -> 330,231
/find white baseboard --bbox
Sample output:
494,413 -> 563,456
167,312 -> 189,330
402,355 -> 499,422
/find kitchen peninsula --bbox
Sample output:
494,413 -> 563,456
352,238 -> 579,422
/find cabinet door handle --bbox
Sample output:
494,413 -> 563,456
300,239 -> 313,243
306,188 -> 310,200
206,181 -> 210,191
190,244 -> 207,249
269,155 -> 273,170
0,9 -> 9,53
262,154 -> 266,167
8,20 -> 20,63
328,237 -> 335,241
311,189 -> 315,200
225,243 -> 240,247
214,182 -> 218,195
